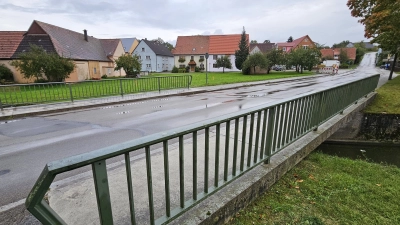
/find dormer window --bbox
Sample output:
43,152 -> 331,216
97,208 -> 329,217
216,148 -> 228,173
142,48 -> 145,52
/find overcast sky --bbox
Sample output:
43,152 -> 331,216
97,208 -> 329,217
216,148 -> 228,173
0,0 -> 368,47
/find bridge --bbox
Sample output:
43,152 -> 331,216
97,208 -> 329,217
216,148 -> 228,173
24,73 -> 379,224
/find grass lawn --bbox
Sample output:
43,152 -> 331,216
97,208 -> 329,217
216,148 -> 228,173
231,152 -> 400,225
364,76 -> 400,114
0,71 -> 315,107
150,71 -> 315,87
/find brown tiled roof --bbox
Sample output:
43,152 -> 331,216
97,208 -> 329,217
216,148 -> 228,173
209,34 -> 248,55
0,31 -> 25,59
250,43 -> 276,53
26,20 -> 111,61
173,35 -> 209,55
320,48 -> 357,60
100,39 -> 120,56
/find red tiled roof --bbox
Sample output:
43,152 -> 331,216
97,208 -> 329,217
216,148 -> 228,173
320,49 -> 334,58
277,35 -> 310,51
0,31 -> 25,58
173,34 -> 249,55
209,34 -> 248,55
173,35 -> 209,55
320,48 -> 357,60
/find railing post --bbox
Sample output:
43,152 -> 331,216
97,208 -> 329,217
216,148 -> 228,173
120,79 -> 124,97
264,107 -> 275,164
0,99 -> 3,111
158,77 -> 161,93
92,160 -> 114,225
68,83 -> 74,102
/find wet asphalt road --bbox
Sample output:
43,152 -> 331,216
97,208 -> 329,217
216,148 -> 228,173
0,52 -> 391,217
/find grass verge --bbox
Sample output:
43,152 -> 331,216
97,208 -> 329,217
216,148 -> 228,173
364,76 -> 400,114
231,152 -> 400,225
150,71 -> 314,87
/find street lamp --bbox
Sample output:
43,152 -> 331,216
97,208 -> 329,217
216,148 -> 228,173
205,53 -> 209,85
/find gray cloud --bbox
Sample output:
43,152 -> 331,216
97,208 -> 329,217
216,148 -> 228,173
0,0 -> 369,46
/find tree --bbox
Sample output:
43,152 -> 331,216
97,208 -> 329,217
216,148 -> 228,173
152,37 -> 174,51
250,40 -> 258,44
164,42 -> 174,51
11,44 -> 75,82
265,49 -> 285,73
0,64 -> 14,82
347,0 -> 400,80
332,40 -> 350,48
339,48 -> 349,64
287,36 -> 293,42
215,56 -> 232,73
234,27 -> 249,70
263,40 -> 271,43
288,48 -> 320,73
114,54 -> 142,76
242,53 -> 270,75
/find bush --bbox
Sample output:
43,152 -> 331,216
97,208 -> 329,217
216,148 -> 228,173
241,64 -> 251,75
178,69 -> 186,73
340,63 -> 349,69
34,78 -> 49,83
101,74 -> 108,79
185,66 -> 190,73
0,64 -> 14,81
171,66 -> 179,73
195,66 -> 200,72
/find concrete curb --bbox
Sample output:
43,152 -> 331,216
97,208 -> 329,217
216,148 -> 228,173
170,92 -> 376,225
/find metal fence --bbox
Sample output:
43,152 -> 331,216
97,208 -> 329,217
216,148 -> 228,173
25,74 -> 379,225
0,75 -> 192,109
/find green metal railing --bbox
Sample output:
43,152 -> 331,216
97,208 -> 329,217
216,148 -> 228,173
0,75 -> 192,109
25,74 -> 380,225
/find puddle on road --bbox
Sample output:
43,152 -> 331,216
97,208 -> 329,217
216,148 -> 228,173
0,169 -> 10,176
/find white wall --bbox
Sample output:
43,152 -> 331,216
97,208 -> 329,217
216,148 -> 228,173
207,54 -> 240,72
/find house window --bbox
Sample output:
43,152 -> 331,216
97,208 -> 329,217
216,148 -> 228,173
93,67 -> 97,74
200,63 -> 204,69
142,48 -> 145,52
138,55 -> 141,60
158,64 -> 160,68
179,65 -> 185,68
213,55 -> 218,60
213,64 -> 218,68
200,56 -> 204,60
191,55 -> 194,60
146,64 -> 151,68
146,56 -> 151,60
303,45 -> 308,49
282,47 -> 286,51
107,68 -> 111,75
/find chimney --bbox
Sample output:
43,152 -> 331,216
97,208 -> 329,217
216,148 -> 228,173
83,29 -> 88,42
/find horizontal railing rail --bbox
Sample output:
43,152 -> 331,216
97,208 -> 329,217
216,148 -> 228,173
0,75 -> 192,109
25,74 -> 380,225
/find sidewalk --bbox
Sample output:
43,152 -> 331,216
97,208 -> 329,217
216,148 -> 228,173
0,73 -> 332,120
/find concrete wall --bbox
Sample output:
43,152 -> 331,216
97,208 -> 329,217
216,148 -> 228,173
208,54 -> 240,72
174,55 -> 206,70
0,59 -> 34,83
